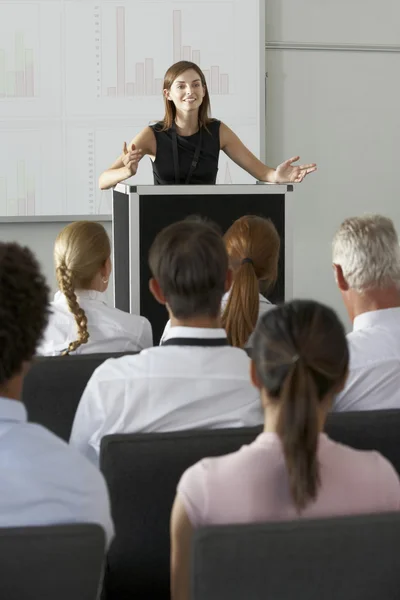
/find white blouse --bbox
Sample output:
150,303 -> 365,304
37,290 -> 153,355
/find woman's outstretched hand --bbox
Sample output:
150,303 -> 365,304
274,156 -> 317,183
122,142 -> 143,177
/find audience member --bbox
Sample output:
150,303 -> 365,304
170,300 -> 400,600
0,242 -> 114,544
160,214 -> 280,347
70,220 -> 262,465
332,214 -> 400,411
37,220 -> 152,355
221,215 -> 280,348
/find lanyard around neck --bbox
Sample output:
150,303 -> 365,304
161,337 -> 228,347
171,121 -> 203,185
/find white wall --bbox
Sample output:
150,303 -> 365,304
265,0 -> 400,329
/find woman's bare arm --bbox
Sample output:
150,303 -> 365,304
170,495 -> 194,600
220,122 -> 316,183
98,126 -> 157,190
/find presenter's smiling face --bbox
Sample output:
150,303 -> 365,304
164,69 -> 205,112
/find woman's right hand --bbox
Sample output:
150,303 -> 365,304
122,142 -> 143,177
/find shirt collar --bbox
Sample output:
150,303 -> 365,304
353,307 -> 400,332
163,326 -> 228,342
54,289 -> 107,304
0,397 -> 27,423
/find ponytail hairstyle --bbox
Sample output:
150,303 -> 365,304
54,221 -> 111,355
253,300 -> 349,511
221,216 -> 280,348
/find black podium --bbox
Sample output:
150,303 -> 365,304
112,183 -> 293,343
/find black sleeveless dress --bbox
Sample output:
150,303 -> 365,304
149,119 -> 221,185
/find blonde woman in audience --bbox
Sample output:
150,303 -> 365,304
160,214 -> 280,347
38,221 -> 152,355
170,300 -> 400,600
221,215 -> 280,348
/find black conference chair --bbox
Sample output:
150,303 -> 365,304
0,523 -> 105,600
100,409 -> 400,600
326,409 -> 400,474
22,352 -> 138,441
192,513 -> 400,600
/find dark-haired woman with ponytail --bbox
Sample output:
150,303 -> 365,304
170,300 -> 400,600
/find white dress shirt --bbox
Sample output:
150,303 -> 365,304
333,307 -> 400,411
37,290 -> 153,355
0,397 -> 114,545
70,327 -> 263,465
160,293 -> 275,347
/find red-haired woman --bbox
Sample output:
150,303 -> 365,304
99,61 -> 316,189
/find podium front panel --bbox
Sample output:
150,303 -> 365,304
137,192 -> 285,344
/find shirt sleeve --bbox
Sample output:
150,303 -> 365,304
177,460 -> 208,528
69,366 -> 106,467
68,451 -> 115,548
139,317 -> 153,349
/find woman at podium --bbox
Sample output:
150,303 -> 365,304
99,61 -> 316,189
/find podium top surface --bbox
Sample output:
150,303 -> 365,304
114,183 -> 294,196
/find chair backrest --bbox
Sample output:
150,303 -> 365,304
22,352 -> 138,441
0,523 -> 105,600
100,409 -> 400,600
192,513 -> 400,600
101,427 -> 260,599
325,408 -> 400,475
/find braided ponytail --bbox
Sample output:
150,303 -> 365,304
56,263 -> 89,354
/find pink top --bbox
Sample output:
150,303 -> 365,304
177,433 -> 400,527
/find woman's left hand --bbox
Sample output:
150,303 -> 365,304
274,156 -> 317,183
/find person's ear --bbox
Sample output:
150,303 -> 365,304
250,360 -> 262,390
332,263 -> 349,292
149,278 -> 167,305
224,267 -> 233,293
104,257 -> 112,279
163,88 -> 172,101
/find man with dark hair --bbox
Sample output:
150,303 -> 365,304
70,220 -> 262,464
0,242 -> 113,544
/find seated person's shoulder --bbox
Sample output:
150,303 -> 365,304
8,422 -> 103,481
90,351 -> 149,384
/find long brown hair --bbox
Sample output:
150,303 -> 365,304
253,300 -> 349,511
54,221 -> 111,354
159,61 -> 212,131
221,216 -> 280,348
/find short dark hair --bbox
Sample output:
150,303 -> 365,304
148,220 -> 228,319
0,243 -> 50,385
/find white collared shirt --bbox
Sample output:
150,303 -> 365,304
70,327 -> 263,465
160,293 -> 275,347
37,290 -> 153,355
0,397 -> 114,545
333,307 -> 400,412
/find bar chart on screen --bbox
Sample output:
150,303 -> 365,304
0,127 -> 64,216
65,123 -> 155,214
100,6 -> 231,99
65,0 -> 234,116
0,160 -> 36,217
0,2 -> 62,118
